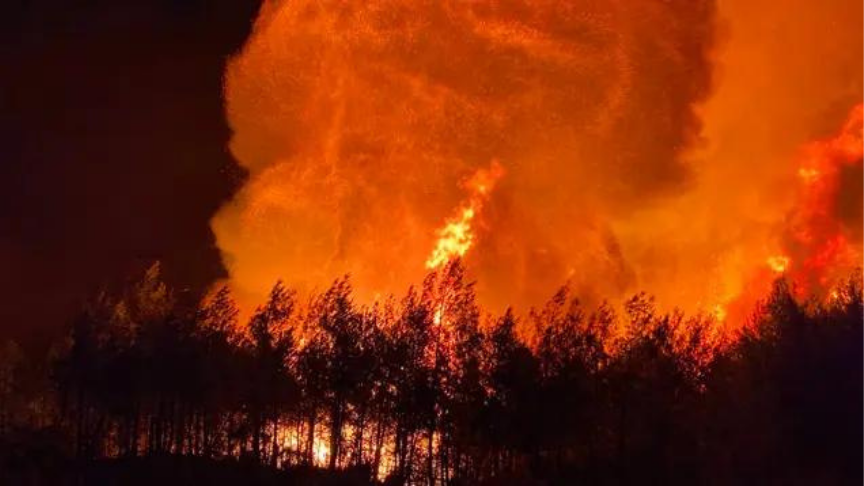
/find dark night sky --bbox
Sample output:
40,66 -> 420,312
1,1 -> 262,350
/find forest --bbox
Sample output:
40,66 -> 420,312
0,261 -> 861,485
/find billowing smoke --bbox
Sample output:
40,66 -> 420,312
212,0 -> 862,320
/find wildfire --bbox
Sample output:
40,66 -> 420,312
779,103 -> 863,297
797,167 -> 820,183
425,161 -> 505,270
425,208 -> 476,270
213,0 -> 861,328
711,304 -> 727,322
766,255 -> 790,274
702,103 -> 862,325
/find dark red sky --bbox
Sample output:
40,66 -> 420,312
0,1 -> 261,351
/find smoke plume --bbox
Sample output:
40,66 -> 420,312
212,0 -> 862,320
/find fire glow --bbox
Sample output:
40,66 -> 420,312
426,161 -> 504,270
212,0 -> 863,328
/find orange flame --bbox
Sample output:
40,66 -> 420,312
426,161 -> 505,270
766,255 -> 790,274
781,104 -> 863,297
710,104 -> 862,325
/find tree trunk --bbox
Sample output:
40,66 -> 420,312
271,413 -> 279,467
328,400 -> 343,470
353,411 -> 366,466
372,419 -> 385,476
426,427 -> 435,486
252,408 -> 261,463
305,413 -> 316,465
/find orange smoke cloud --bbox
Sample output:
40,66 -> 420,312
212,0 -> 862,322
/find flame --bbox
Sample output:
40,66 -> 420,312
279,426 -> 337,469
711,304 -> 727,322
780,104 -> 863,297
711,103 -> 863,321
766,255 -> 790,274
213,0 -> 861,327
797,167 -> 820,183
697,104 -> 862,324
425,207 -> 476,270
426,161 -> 504,270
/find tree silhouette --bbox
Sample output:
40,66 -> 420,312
243,281 -> 298,465
12,262 -> 863,485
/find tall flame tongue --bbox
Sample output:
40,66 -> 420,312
426,161 -> 505,270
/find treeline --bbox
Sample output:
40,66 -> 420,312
0,261 -> 861,485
